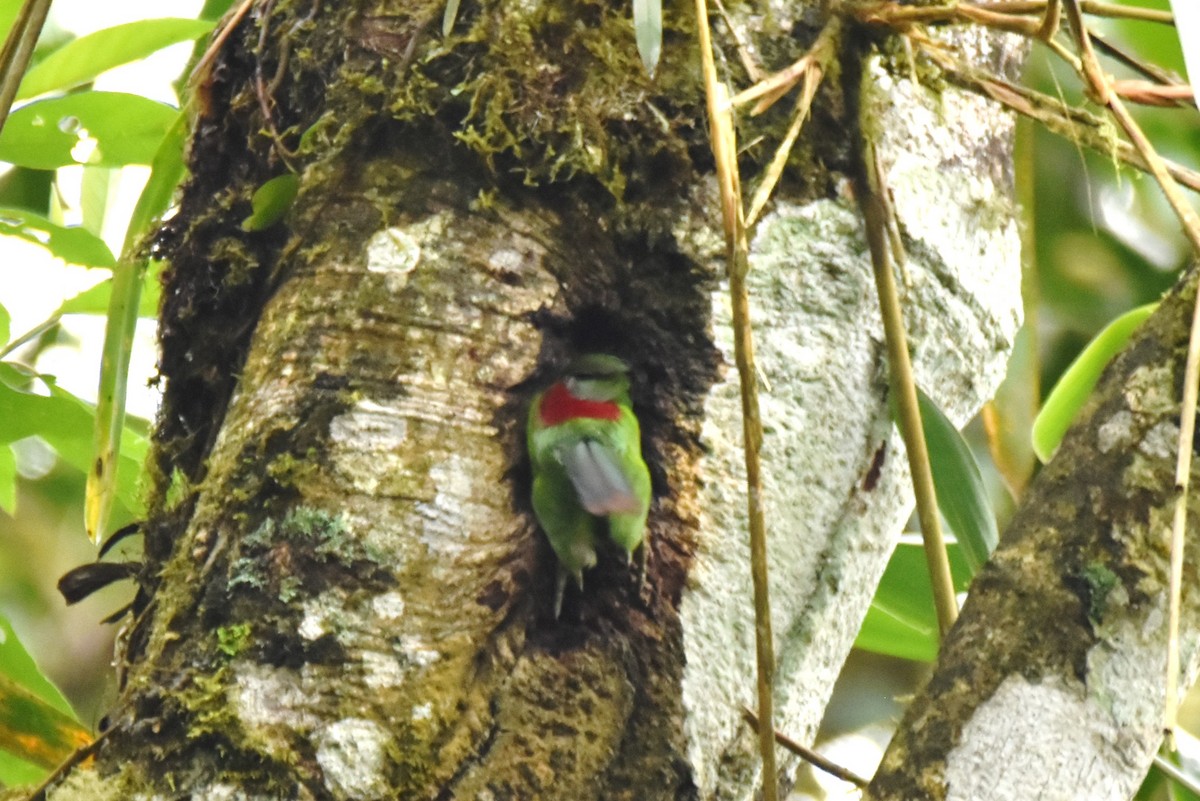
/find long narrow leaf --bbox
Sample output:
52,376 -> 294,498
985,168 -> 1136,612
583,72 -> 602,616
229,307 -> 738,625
86,112 -> 187,542
16,18 -> 215,100
917,386 -> 998,574
1032,303 -> 1157,463
633,0 -> 662,76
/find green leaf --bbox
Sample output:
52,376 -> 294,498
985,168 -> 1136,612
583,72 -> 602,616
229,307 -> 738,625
633,0 -> 662,75
443,0 -> 462,36
917,386 -> 998,574
0,616 -> 75,721
0,444 -> 14,515
0,92 -> 178,169
0,364 -> 146,518
0,674 -> 90,771
0,613 -> 89,775
79,165 -> 114,237
1032,302 -> 1158,463
856,541 -> 971,662
0,205 -> 116,267
88,112 -> 187,543
241,173 -> 299,231
57,270 -> 160,318
16,18 -> 216,100
0,748 -> 45,787
0,301 -> 8,345
123,112 -> 187,251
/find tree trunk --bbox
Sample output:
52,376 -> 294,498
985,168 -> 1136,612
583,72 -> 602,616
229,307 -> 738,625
868,265 -> 1200,801
47,2 -> 1023,799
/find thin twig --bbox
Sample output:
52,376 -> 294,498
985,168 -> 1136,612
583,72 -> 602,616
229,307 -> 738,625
0,0 -> 53,136
695,0 -> 778,797
858,141 -> 958,635
744,18 -> 840,228
916,39 -> 1200,193
1090,31 -> 1184,90
1154,752 -> 1200,796
1063,0 -> 1200,744
24,725 -> 114,801
742,707 -> 871,789
975,0 -> 1173,24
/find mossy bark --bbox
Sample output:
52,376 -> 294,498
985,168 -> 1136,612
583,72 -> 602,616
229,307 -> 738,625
42,2 -> 1024,799
868,267 -> 1200,801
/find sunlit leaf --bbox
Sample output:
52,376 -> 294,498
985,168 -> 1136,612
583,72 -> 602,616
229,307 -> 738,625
1032,303 -> 1157,463
0,206 -> 116,267
241,173 -> 299,231
0,614 -> 87,781
856,541 -> 971,662
633,0 -> 662,76
0,364 -> 146,518
0,301 -> 8,345
57,271 -> 160,318
1169,0 -> 1200,112
0,92 -> 177,169
918,386 -> 998,574
16,18 -> 215,100
0,616 -> 76,721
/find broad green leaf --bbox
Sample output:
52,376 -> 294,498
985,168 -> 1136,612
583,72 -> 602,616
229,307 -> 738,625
0,301 -> 8,345
918,386 -> 998,574
1033,303 -> 1157,463
0,206 -> 116,267
241,173 -> 299,231
0,616 -> 75,720
0,444 -> 14,515
0,747 -> 45,787
855,541 -> 971,662
633,0 -> 662,76
0,612 -> 87,780
58,271 -> 160,318
0,365 -> 146,518
0,92 -> 177,169
16,18 -> 215,100
0,673 -> 90,770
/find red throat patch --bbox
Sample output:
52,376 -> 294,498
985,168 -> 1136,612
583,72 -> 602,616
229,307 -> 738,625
538,382 -> 621,426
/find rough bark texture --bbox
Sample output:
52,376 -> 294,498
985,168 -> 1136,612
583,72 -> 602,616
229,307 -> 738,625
868,267 -> 1200,801
41,2 -> 1023,799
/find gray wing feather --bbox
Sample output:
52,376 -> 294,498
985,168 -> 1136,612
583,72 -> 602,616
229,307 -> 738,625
560,440 -> 640,516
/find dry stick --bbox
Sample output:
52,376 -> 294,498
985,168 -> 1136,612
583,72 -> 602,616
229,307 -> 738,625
1063,0 -> 1200,745
975,0 -> 1173,23
695,0 -> 778,797
742,19 -> 841,228
859,143 -> 959,635
742,707 -> 871,789
918,42 -> 1200,193
0,0 -> 52,136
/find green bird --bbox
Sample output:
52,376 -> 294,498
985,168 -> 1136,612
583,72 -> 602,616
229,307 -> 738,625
527,354 -> 652,617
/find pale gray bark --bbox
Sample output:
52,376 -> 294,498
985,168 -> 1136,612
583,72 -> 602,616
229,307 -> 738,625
868,268 -> 1200,800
